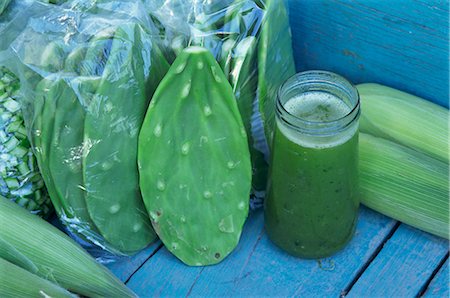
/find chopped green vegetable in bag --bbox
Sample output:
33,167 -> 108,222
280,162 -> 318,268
0,66 -> 52,218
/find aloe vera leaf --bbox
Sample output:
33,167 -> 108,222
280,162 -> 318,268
258,0 -> 296,145
0,258 -> 76,298
138,46 -> 251,266
83,23 -> 168,253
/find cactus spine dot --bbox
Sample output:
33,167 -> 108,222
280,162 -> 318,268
149,211 -> 158,222
109,204 -> 121,214
133,222 -> 142,232
181,81 -> 191,98
157,180 -> 166,191
238,201 -> 246,210
240,127 -> 246,137
175,61 -> 186,74
203,190 -> 212,199
101,161 -> 113,171
210,66 -> 222,83
203,105 -> 212,116
181,142 -> 190,155
154,123 -> 162,137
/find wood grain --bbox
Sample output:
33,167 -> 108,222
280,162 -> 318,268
424,258 -> 450,297
127,207 -> 398,297
106,241 -> 161,282
125,209 -> 264,297
288,0 -> 449,107
347,224 -> 449,297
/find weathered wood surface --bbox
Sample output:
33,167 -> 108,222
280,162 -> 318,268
289,0 -> 450,108
125,207 -> 398,297
347,224 -> 448,297
424,258 -> 450,297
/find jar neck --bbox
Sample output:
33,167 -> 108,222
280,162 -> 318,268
276,71 -> 360,137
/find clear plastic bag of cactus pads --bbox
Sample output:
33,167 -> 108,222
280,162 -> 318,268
6,0 -> 168,261
140,0 -> 296,208
0,0 -> 56,219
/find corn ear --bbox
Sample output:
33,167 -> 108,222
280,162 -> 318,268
359,133 -> 449,239
0,236 -> 38,274
0,258 -> 76,298
0,196 -> 136,298
357,83 -> 449,163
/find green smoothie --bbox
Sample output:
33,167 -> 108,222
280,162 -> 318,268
265,91 -> 359,258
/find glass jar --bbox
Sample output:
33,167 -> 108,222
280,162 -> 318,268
264,70 -> 361,259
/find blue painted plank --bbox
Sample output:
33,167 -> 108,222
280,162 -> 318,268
188,207 -> 395,297
424,258 -> 450,297
288,0 -> 449,107
126,247 -> 203,297
126,209 -> 264,297
347,224 -> 449,297
107,241 -> 161,282
127,207 -> 397,297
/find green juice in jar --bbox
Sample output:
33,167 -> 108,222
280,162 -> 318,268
264,71 -> 360,259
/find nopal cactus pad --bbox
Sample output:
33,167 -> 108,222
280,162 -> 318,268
83,23 -> 168,253
138,46 -> 251,266
258,0 -> 296,145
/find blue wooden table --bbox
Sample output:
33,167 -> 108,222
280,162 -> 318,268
106,1 -> 449,296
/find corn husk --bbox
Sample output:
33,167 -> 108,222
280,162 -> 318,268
0,196 -> 136,297
357,83 -> 449,163
359,133 -> 449,239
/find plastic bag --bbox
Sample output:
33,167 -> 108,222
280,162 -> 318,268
8,0 -> 167,259
0,0 -> 54,218
5,0 -> 295,258
141,0 -> 296,207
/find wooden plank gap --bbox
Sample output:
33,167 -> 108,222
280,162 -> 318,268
124,243 -> 164,284
236,225 -> 265,280
340,221 -> 401,297
417,251 -> 449,297
185,267 -> 206,298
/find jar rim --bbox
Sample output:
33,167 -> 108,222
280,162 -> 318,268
276,70 -> 361,135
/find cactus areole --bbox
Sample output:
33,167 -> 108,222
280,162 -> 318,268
138,46 -> 252,266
